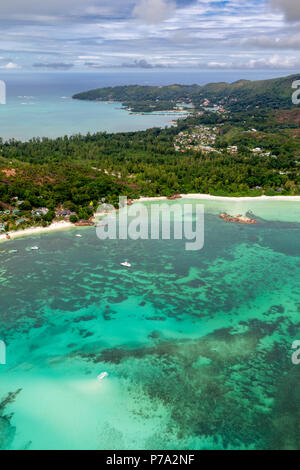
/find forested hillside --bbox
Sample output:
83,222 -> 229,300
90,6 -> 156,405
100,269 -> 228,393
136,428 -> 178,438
73,74 -> 300,112
2,74 -> 300,232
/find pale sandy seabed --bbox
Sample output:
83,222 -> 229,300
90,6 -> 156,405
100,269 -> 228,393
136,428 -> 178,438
1,194 -> 300,243
138,194 -> 300,202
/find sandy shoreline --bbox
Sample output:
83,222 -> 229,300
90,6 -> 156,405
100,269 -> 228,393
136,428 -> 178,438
0,221 -> 74,243
136,194 -> 300,202
1,193 -> 300,244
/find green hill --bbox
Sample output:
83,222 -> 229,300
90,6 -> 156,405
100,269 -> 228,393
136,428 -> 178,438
73,73 -> 300,112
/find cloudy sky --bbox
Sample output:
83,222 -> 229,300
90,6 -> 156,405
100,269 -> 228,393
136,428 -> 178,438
0,0 -> 300,71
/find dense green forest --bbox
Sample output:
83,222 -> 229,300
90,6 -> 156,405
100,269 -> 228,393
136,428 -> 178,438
1,73 -> 300,232
73,74 -> 300,112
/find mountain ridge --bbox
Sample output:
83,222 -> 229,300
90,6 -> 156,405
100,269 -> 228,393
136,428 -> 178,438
73,73 -> 300,112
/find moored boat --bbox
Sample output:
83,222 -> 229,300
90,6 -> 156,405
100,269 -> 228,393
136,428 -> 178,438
121,261 -> 131,267
97,372 -> 109,381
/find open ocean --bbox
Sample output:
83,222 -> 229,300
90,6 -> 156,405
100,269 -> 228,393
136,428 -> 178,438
0,198 -> 300,450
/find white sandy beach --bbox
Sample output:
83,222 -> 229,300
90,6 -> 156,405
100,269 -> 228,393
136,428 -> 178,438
136,194 -> 300,202
1,194 -> 300,244
0,220 -> 74,243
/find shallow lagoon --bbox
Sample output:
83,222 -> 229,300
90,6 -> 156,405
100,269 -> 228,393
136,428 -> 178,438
0,199 -> 300,450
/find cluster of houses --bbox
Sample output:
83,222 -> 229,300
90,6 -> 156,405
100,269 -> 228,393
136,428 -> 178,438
0,205 -> 82,232
227,145 -> 273,158
201,99 -> 226,113
0,205 -> 51,230
0,209 -> 20,216
0,207 -> 26,227
32,207 -> 49,217
250,147 -> 272,158
227,145 -> 238,154
0,192 -> 99,232
174,124 -> 275,159
174,125 -> 221,154
55,209 -> 76,219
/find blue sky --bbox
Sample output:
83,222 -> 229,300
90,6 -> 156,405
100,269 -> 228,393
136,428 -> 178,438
0,0 -> 300,71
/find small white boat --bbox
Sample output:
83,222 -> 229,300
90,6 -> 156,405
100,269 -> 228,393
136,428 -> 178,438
9,249 -> 18,254
97,372 -> 109,381
76,234 -> 82,238
31,246 -> 39,251
121,261 -> 131,268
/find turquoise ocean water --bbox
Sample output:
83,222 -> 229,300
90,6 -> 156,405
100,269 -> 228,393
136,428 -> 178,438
1,71 -> 300,449
0,73 -> 176,141
0,70 -> 298,141
0,199 -> 300,450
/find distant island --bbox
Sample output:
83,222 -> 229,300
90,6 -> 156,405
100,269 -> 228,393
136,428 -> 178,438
1,73 -> 300,236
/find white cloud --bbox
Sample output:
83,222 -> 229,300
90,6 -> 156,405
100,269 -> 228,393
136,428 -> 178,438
206,54 -> 300,70
78,56 -> 101,60
207,61 -> 231,69
0,62 -> 21,69
244,33 -> 300,50
0,1 -> 298,71
133,0 -> 176,24
248,54 -> 300,69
